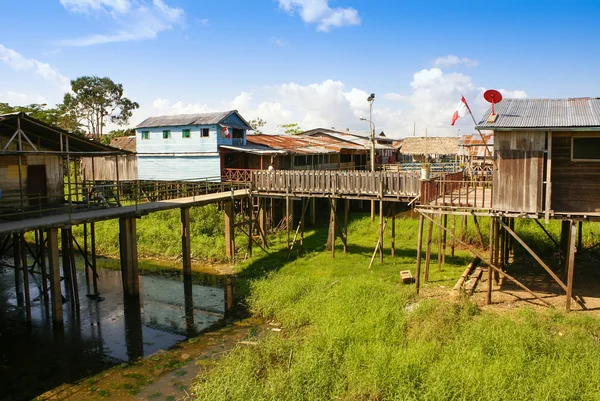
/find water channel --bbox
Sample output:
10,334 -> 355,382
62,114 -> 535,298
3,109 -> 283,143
0,258 -> 227,401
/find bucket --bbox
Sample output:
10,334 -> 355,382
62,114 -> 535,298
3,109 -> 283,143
421,166 -> 430,180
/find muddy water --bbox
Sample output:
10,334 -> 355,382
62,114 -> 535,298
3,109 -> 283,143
0,261 -> 227,401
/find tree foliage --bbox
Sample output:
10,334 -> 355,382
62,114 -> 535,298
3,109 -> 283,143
63,76 -> 139,140
279,122 -> 303,135
248,118 -> 267,134
0,102 -> 81,134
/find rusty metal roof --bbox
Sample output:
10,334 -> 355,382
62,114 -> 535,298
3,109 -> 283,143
246,134 -> 367,155
458,133 -> 494,147
300,129 -> 395,150
476,98 -> 600,129
110,135 -> 137,152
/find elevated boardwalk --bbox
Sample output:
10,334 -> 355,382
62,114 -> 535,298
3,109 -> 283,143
0,189 -> 249,235
250,170 -> 421,200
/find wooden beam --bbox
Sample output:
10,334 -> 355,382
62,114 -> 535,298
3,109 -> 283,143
119,217 -> 139,298
47,228 -> 63,325
472,212 -> 486,250
424,218 -> 434,282
379,200 -> 384,263
391,202 -> 396,258
487,217 -> 494,304
566,221 -> 577,312
20,233 -> 31,324
247,197 -> 253,258
545,130 -> 552,223
415,215 -> 424,294
13,234 -> 22,306
441,214 -> 447,264
437,214 -> 442,271
181,207 -> 194,331
224,201 -> 235,262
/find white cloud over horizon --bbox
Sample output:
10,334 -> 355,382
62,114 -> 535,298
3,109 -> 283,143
278,0 -> 361,32
434,55 -> 479,68
59,0 -> 185,46
0,44 -> 71,93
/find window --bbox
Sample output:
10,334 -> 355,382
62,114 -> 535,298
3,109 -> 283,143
141,131 -> 149,140
201,128 -> 209,138
572,137 -> 600,161
182,129 -> 191,139
163,130 -> 171,139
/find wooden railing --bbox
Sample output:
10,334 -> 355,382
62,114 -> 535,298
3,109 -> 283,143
251,170 -> 421,199
384,162 -> 461,173
292,162 -> 356,171
419,172 -> 493,209
222,168 -> 256,183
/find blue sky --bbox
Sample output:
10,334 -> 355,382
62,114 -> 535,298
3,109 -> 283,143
1,0 -> 600,137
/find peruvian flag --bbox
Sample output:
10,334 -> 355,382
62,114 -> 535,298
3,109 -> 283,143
222,125 -> 231,139
451,96 -> 471,126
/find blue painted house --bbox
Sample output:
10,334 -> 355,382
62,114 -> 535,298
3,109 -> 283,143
135,110 -> 252,181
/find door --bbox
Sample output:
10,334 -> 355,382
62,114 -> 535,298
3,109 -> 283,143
27,165 -> 48,207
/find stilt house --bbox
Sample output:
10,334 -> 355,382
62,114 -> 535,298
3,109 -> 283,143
476,97 -> 600,217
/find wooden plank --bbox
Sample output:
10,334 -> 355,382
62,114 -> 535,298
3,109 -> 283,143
566,221 -> 577,312
424,217 -> 434,282
47,227 -> 63,325
415,215 -> 424,294
464,267 -> 483,295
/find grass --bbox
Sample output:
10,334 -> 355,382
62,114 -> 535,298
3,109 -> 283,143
188,213 -> 600,401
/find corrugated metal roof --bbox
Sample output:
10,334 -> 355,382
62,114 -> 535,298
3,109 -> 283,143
220,144 -> 286,155
302,130 -> 395,150
246,134 -> 367,155
110,135 -> 136,152
476,98 -> 600,129
136,110 -> 251,129
458,133 -> 494,147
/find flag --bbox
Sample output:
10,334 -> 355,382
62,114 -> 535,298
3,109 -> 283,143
221,125 -> 230,139
451,96 -> 471,126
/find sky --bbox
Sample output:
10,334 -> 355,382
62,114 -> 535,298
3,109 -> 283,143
1,0 -> 600,138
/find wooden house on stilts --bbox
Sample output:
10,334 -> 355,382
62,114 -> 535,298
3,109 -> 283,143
415,97 -> 600,311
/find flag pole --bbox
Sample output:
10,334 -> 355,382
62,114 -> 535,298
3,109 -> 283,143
463,95 -> 496,169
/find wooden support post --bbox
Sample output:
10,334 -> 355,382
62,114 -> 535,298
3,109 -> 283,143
225,276 -> 234,316
47,228 -> 63,325
424,217 -> 434,283
247,197 -> 253,258
61,228 -> 73,303
181,207 -> 194,331
286,196 -> 291,251
493,215 -> 501,285
90,222 -> 99,296
344,199 -> 349,255
327,198 -> 336,258
415,215 -> 424,294
13,233 -> 23,306
578,221 -> 583,251
472,213 -> 485,250
487,217 -> 495,305
68,230 -> 80,311
258,198 -> 268,247
566,221 -> 577,312
224,201 -> 235,262
391,203 -> 396,258
379,200 -> 384,264
437,214 -> 442,271
442,214 -> 448,264
371,199 -> 375,222
83,223 -> 89,293
300,199 -> 306,254
119,217 -> 139,299
20,233 -> 31,324
39,229 -> 49,308
310,197 -> 316,225
461,214 -> 467,242
451,214 -> 456,258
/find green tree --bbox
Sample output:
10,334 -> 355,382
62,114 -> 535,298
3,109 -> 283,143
248,118 -> 267,134
279,122 -> 303,135
63,76 -> 139,141
0,102 -> 82,134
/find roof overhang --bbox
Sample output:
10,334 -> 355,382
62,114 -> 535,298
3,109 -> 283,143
219,145 -> 287,155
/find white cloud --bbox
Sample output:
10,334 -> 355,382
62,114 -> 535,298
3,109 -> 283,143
0,44 -> 71,93
0,91 -> 47,105
278,0 -> 360,31
134,68 -> 526,138
269,37 -> 289,47
60,0 -> 185,46
434,55 -> 479,68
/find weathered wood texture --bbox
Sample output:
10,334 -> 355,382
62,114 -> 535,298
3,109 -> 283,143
0,155 -> 63,206
551,132 -> 600,212
251,170 -> 420,199
81,155 -> 138,181
493,130 -> 546,213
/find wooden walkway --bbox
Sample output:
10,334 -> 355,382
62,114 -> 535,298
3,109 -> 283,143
0,189 -> 249,235
251,170 -> 421,200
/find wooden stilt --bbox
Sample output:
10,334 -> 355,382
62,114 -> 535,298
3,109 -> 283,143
472,213 -> 485,250
379,200 -> 384,263
391,203 -> 396,258
247,196 -> 253,258
487,217 -> 495,305
61,228 -> 73,303
310,197 -> 316,226
47,228 -> 63,325
181,207 -> 194,331
68,230 -> 80,311
20,233 -> 32,323
442,214 -> 448,264
286,195 -> 291,251
224,201 -> 235,262
258,198 -> 268,247
424,217 -> 434,283
300,199 -> 306,255
451,214 -> 456,258
493,215 -> 501,285
578,221 -> 583,250
84,223 -> 90,293
461,214 -> 467,242
90,222 -> 99,296
437,214 -> 442,271
566,221 -> 577,312
13,233 -> 23,306
371,199 -> 375,222
328,198 -> 336,258
119,217 -> 139,299
415,215 -> 424,294
344,199 -> 349,255
39,229 -> 49,308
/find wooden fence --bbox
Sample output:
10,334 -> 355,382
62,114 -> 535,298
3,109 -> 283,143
251,170 -> 421,199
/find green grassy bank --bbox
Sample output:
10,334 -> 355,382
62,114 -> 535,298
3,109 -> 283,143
187,215 -> 600,401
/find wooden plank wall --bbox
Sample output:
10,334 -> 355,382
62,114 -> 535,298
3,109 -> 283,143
81,155 -> 138,181
0,155 -> 63,206
551,132 -> 600,212
493,130 -> 546,213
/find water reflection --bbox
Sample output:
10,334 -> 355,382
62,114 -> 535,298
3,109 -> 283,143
0,262 -> 226,401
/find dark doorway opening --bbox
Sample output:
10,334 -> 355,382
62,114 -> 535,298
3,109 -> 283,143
26,165 -> 48,207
